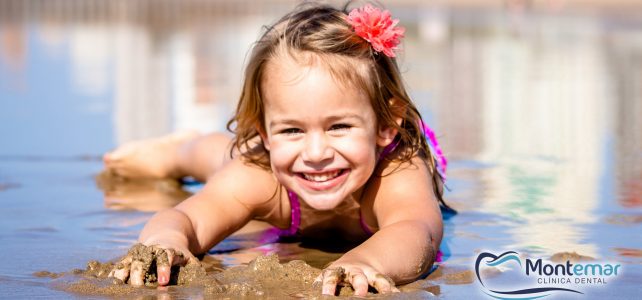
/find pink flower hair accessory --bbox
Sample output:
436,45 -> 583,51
346,4 -> 405,58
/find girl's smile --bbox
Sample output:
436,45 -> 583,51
295,168 -> 349,191
259,53 -> 391,210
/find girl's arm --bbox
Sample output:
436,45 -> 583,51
111,157 -> 281,286
320,157 -> 443,296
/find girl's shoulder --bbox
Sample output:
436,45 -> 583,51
374,154 -> 435,198
360,154 -> 440,227
202,156 -> 286,219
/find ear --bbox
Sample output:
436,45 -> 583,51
256,124 -> 271,151
377,126 -> 398,147
376,97 -> 405,147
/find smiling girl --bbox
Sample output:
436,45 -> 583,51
104,3 -> 449,296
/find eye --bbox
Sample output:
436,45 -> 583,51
329,123 -> 352,131
280,128 -> 302,135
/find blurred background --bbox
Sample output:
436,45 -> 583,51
0,0 -> 641,298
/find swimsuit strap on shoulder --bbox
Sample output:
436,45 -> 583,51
275,190 -> 301,237
359,210 -> 375,236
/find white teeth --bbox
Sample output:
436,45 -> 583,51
302,170 -> 341,182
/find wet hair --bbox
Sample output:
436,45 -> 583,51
226,2 -> 446,205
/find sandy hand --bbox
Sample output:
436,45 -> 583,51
109,243 -> 199,286
315,263 -> 399,296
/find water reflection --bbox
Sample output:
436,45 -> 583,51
96,171 -> 190,212
424,12 -> 610,257
1,0 -> 642,298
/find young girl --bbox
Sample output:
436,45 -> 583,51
104,3 -> 449,296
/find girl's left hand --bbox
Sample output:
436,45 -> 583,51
315,262 -> 400,296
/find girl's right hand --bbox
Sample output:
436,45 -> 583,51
108,243 -> 198,286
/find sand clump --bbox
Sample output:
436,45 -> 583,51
203,254 -> 322,298
40,254 -> 323,298
39,244 -> 207,297
206,254 -> 441,298
40,252 -> 444,298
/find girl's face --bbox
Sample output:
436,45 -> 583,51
260,57 -> 390,210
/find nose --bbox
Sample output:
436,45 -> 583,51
302,132 -> 334,164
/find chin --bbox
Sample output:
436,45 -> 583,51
301,199 -> 343,210
300,193 -> 345,210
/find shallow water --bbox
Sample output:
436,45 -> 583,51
1,0 -> 641,299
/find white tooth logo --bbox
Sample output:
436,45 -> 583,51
303,170 -> 340,182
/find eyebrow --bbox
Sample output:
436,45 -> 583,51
327,113 -> 366,124
269,113 -> 366,129
268,119 -> 299,129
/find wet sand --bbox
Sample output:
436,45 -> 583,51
41,251 -> 455,299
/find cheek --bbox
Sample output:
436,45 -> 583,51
267,139 -> 298,170
334,135 -> 378,165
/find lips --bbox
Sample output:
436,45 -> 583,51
295,169 -> 348,191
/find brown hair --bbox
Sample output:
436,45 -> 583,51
226,2 -> 446,205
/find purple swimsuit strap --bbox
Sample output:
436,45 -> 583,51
420,120 -> 448,178
275,190 -> 301,238
359,210 -> 375,235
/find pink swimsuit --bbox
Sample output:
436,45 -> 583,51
276,121 -> 447,238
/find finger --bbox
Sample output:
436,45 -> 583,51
168,248 -> 189,266
311,273 -> 324,291
129,259 -> 145,286
372,274 -> 395,294
184,253 -> 200,266
154,248 -> 172,286
109,255 -> 132,283
347,271 -> 369,297
179,250 -> 204,269
321,267 -> 344,295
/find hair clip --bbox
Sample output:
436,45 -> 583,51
346,4 -> 405,57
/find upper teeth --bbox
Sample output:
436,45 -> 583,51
303,170 -> 340,182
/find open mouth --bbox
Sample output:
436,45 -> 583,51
297,169 -> 347,182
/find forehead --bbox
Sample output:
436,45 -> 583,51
262,50 -> 372,98
261,54 -> 375,121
